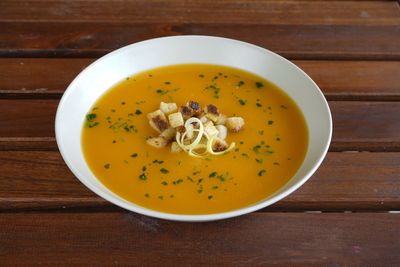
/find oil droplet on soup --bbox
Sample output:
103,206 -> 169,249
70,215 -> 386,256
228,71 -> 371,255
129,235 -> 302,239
81,64 -> 308,214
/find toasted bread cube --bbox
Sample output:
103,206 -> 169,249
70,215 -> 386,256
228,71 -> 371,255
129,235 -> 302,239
187,100 -> 202,116
147,110 -> 169,133
160,102 -> 178,115
168,112 -> 184,128
204,104 -> 220,122
179,106 -> 193,120
226,117 -> 245,132
215,125 -> 227,140
199,115 -> 209,124
160,127 -> 176,141
215,114 -> 227,125
171,141 -> 182,153
204,121 -> 219,137
212,137 -> 228,152
146,136 -> 167,148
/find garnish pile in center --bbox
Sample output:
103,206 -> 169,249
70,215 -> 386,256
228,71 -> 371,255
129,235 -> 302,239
146,101 -> 244,158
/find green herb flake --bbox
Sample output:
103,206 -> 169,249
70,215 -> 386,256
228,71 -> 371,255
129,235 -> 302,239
112,140 -> 116,144
276,137 -> 281,141
255,82 -> 264,88
268,120 -> 274,125
258,169 -> 266,176
256,103 -> 262,107
280,105 -> 288,109
121,102 -> 126,105
160,168 -> 169,174
241,153 -> 249,158
111,109 -> 116,113
273,162 -> 280,166
253,145 -> 261,154
144,193 -> 150,198
158,196 -> 164,200
258,130 -> 264,136
209,172 -> 217,178
173,179 -> 184,185
104,163 -> 110,169
139,173 -> 147,181
130,153 -> 138,158
208,195 -> 214,200
199,74 -> 205,78
161,181 -> 168,186
170,194 -> 174,198
255,158 -> 263,164
212,186 -> 219,190
142,166 -> 147,172
238,99 -> 247,106
135,109 -> 142,115
237,80 -> 245,87
197,184 -> 203,194
164,81 -> 171,85
86,113 -> 97,121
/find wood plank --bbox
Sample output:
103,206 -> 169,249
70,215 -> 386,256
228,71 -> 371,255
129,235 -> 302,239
1,100 -> 399,151
1,0 -> 399,25
1,22 -> 399,59
1,59 -> 399,100
1,151 -> 399,211
1,212 -> 399,266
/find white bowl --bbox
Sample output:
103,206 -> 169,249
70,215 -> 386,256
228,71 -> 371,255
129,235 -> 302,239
55,36 -> 332,221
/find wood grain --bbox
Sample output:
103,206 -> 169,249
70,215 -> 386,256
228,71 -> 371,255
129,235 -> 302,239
1,22 -> 399,59
1,100 -> 400,151
1,59 -> 399,100
1,151 -> 399,211
1,0 -> 399,25
1,212 -> 399,266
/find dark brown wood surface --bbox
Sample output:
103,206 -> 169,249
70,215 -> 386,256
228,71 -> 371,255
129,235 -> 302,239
1,59 -> 399,100
1,151 -> 399,211
1,0 -> 399,265
1,213 -> 400,266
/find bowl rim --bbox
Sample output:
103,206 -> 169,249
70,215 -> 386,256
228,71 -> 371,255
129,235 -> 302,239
55,35 -> 332,222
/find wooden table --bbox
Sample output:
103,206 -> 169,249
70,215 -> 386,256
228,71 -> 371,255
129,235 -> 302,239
1,1 -> 400,265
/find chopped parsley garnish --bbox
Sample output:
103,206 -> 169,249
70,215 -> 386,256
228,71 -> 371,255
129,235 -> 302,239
153,159 -> 164,164
273,162 -> 280,166
160,168 -> 169,174
104,163 -> 110,169
255,82 -> 264,88
258,169 -> 266,176
255,158 -> 263,164
280,105 -> 288,109
258,130 -> 264,135
161,181 -> 168,186
256,103 -> 262,107
199,74 -> 205,78
144,193 -> 150,198
276,137 -> 281,141
112,140 -> 116,144
237,80 -> 245,87
164,81 -> 171,85
173,179 -> 183,185
121,102 -> 126,105
130,153 -> 138,158
238,99 -> 247,106
135,109 -> 142,115
208,195 -> 214,200
139,173 -> 147,181
158,196 -> 164,200
86,113 -> 99,128
86,113 -> 96,121
212,186 -> 219,190
268,120 -> 274,125
253,145 -> 261,154
209,172 -> 217,178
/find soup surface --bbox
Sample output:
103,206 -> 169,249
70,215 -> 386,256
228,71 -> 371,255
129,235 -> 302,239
82,64 -> 308,214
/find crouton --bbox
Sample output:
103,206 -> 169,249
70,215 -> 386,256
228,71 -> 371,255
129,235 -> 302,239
226,117 -> 245,132
168,112 -> 184,128
147,110 -> 169,133
146,136 -> 167,148
160,102 -> 178,114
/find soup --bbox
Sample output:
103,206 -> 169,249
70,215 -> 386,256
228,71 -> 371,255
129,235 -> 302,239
82,64 -> 308,214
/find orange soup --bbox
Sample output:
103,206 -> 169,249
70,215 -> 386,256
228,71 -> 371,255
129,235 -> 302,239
82,64 -> 308,214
